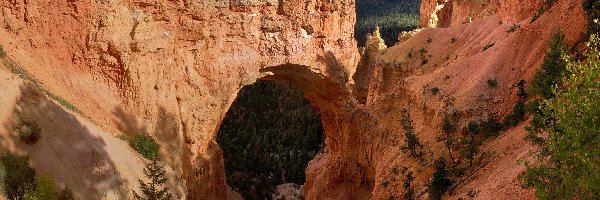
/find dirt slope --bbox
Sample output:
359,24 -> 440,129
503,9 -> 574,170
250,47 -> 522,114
362,0 -> 587,199
0,67 -> 183,199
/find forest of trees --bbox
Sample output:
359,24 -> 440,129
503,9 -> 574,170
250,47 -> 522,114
217,80 -> 324,200
355,0 -> 421,47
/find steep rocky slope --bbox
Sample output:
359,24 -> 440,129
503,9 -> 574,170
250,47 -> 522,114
0,0 -> 590,199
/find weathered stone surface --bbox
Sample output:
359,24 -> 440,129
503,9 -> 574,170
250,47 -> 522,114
0,0 -> 366,199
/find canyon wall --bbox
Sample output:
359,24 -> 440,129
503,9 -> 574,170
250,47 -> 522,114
0,0 -> 373,199
419,0 -> 542,28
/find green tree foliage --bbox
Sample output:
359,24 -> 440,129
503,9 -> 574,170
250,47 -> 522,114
0,152 -> 37,200
23,175 -> 57,200
217,80 -> 324,200
429,157 -> 452,200
133,159 -> 173,200
521,34 -> 600,199
127,134 -> 160,160
529,31 -> 568,99
355,0 -> 421,47
400,109 -> 423,157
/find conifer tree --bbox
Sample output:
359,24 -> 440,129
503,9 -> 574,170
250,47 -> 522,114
133,158 -> 173,200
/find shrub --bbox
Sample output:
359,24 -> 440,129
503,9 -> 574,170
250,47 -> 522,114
459,134 -> 480,167
407,48 -> 414,59
507,23 -> 520,33
0,152 -> 37,199
24,175 -> 57,200
487,79 -> 498,88
127,134 -> 160,160
480,118 -> 503,138
429,157 -> 452,200
482,43 -> 495,51
427,37 -> 432,44
14,119 -> 42,144
450,37 -> 457,43
418,48 -> 427,57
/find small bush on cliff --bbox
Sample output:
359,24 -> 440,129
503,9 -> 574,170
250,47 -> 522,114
126,134 -> 160,160
482,43 -> 495,52
428,157 -> 452,200
487,78 -> 498,88
14,119 -> 41,144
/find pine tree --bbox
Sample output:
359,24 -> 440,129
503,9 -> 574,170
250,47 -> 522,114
133,158 -> 173,200
401,109 -> 423,157
403,171 -> 414,200
429,157 -> 452,200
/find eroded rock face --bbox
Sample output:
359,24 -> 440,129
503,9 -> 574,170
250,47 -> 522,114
0,0 -> 368,199
419,0 -> 542,28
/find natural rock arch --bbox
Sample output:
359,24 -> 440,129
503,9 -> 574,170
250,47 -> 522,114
199,63 -> 377,199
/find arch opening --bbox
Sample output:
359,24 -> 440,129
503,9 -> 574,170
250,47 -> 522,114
217,79 -> 326,200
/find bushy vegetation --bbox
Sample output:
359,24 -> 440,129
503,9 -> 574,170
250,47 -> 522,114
507,23 -> 520,33
126,134 -> 160,160
529,31 -> 568,99
217,80 -> 324,200
0,152 -> 36,199
503,80 -> 527,127
482,43 -> 495,52
400,109 -> 423,157
521,34 -> 600,199
428,157 -> 452,200
14,119 -> 41,144
24,175 -> 73,200
355,0 -> 421,47
431,87 -> 440,95
486,78 -> 498,88
133,158 -> 173,200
